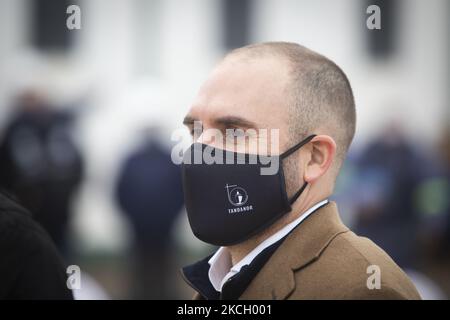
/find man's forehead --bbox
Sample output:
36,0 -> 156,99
207,54 -> 289,92
187,56 -> 290,129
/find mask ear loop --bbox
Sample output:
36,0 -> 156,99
289,182 -> 308,204
280,134 -> 316,205
280,134 -> 316,159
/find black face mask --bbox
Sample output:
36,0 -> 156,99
181,134 -> 316,246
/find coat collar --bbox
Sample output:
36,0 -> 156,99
239,201 -> 349,300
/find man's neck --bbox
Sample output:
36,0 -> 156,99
226,192 -> 323,266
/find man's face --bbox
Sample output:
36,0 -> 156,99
183,55 -> 304,197
183,56 -> 292,155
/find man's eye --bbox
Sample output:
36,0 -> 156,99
226,129 -> 246,139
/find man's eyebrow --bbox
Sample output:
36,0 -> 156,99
214,116 -> 258,129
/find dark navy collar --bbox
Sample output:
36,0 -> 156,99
181,237 -> 284,300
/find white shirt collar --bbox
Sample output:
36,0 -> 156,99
208,199 -> 329,292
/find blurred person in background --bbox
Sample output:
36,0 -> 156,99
116,129 -> 184,299
413,125 -> 450,298
351,123 -> 448,299
0,90 -> 84,256
430,125 -> 450,259
352,123 -> 425,269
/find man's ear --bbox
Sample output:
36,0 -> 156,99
303,135 -> 336,183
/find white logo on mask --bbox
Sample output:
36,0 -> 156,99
226,184 -> 248,207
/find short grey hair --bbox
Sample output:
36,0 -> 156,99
227,41 -> 356,170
